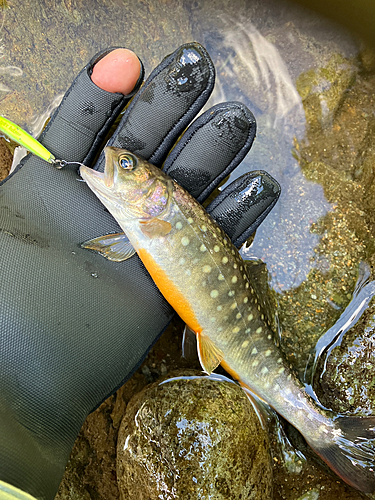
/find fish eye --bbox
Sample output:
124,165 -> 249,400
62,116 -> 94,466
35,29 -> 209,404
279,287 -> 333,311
119,154 -> 137,170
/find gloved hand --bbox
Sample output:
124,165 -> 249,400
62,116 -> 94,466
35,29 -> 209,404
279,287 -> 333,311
0,43 -> 280,500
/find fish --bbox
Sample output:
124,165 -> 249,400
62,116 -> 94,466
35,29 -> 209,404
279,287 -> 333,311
80,147 -> 375,493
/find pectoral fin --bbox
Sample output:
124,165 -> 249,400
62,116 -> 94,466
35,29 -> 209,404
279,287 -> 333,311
196,331 -> 224,374
140,218 -> 172,238
81,233 -> 136,262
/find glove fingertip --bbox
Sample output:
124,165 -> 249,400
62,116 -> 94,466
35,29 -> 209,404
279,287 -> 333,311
163,102 -> 257,203
207,170 -> 281,248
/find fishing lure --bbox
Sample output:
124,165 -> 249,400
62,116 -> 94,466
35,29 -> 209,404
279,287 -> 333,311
0,115 -> 82,169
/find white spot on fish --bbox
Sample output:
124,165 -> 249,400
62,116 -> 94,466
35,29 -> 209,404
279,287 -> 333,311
252,360 -> 259,367
200,244 -> 207,252
187,217 -> 194,224
232,326 -> 240,334
222,256 -> 228,264
278,367 -> 285,374
179,257 -> 186,266
265,350 -> 272,357
267,334 -> 272,340
218,274 -> 224,281
256,327 -> 262,334
185,269 -> 191,276
243,297 -> 248,304
181,236 -> 190,246
217,305 -> 222,311
261,314 -> 265,320
176,222 -> 183,230
231,276 -> 238,284
251,347 -> 258,355
233,263 -> 238,269
236,312 -> 241,320
228,291 -> 235,297
261,367 -> 269,375
210,290 -> 219,298
202,265 -> 212,273
201,224 -> 207,232
230,302 -> 237,310
287,374 -> 292,381
264,382 -> 270,389
247,314 -> 253,321
277,358 -> 283,364
245,283 -> 249,289
210,317 -> 216,323
245,328 -> 251,334
214,245 -> 220,252
242,340 -> 249,348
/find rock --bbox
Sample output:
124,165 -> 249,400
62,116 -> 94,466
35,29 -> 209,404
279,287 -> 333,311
314,290 -> 375,415
116,370 -> 273,500
0,137 -> 12,181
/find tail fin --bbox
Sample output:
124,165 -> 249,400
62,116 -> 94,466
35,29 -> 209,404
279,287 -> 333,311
309,416 -> 375,493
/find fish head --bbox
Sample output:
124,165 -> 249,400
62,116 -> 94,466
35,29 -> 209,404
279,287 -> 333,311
80,147 -> 172,224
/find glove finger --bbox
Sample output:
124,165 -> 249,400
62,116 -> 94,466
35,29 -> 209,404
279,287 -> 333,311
37,47 -> 144,167
163,102 -> 256,203
207,171 -> 281,248
94,42 -> 215,171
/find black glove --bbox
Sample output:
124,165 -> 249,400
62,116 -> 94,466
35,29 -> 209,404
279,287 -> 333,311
0,43 -> 280,500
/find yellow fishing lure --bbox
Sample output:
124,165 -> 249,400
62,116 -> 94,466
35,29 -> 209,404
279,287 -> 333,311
0,116 -> 82,169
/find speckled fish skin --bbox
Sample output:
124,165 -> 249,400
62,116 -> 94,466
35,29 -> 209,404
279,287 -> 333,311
80,147 -> 375,493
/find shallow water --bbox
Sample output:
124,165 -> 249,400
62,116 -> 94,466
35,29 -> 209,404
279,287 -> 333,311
0,0 -> 365,288
1,0 -> 375,498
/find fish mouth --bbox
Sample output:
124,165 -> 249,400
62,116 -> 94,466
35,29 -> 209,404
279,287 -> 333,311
79,147 -> 117,197
80,147 -> 119,209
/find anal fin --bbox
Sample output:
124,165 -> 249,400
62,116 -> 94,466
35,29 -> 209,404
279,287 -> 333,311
196,331 -> 224,374
182,325 -> 199,362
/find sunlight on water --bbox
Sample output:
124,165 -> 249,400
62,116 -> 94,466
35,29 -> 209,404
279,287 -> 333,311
215,16 -> 305,131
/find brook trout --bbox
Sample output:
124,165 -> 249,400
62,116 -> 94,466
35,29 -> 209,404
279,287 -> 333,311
81,147 -> 375,493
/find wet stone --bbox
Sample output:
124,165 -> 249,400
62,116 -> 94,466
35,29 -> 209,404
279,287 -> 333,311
116,371 -> 273,500
314,298 -> 375,415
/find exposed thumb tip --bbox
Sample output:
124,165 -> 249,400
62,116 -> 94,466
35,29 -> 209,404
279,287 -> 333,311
91,48 -> 141,95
